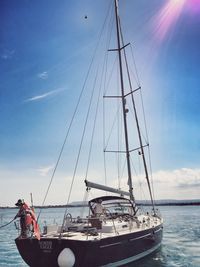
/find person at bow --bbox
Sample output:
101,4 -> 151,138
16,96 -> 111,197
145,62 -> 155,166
15,199 -> 40,240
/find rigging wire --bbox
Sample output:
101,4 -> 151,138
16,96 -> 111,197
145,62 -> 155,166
118,106 -> 123,190
130,45 -> 155,199
37,55 -> 96,222
85,3 -> 115,184
60,65 -> 100,235
85,64 -> 105,180
103,5 -> 115,96
147,147 -> 155,200
129,45 -> 156,201
117,66 -> 121,189
127,102 -> 149,146
130,154 -> 147,204
103,96 -> 108,187
102,8 -> 118,187
120,156 -> 127,187
37,0 -> 113,223
104,104 -> 121,151
129,44 -> 141,88
103,56 -> 118,96
130,45 -> 156,200
103,4 -> 115,187
0,218 -> 15,229
80,188 -> 89,218
118,15 -> 155,212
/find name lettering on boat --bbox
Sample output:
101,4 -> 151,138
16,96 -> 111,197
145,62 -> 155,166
39,241 -> 53,251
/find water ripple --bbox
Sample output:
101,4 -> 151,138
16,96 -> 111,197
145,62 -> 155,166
0,206 -> 200,267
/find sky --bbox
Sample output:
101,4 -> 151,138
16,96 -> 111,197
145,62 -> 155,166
0,0 -> 200,206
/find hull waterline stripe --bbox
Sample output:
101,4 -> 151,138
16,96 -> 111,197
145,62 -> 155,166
101,242 -> 161,267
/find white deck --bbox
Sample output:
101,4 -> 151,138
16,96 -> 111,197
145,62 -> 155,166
42,214 -> 163,241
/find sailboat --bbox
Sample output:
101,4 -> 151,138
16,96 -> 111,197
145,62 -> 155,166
15,0 -> 163,266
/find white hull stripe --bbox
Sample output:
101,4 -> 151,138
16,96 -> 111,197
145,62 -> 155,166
101,243 -> 161,267
154,227 -> 162,233
129,233 -> 151,241
129,227 -> 163,241
101,227 -> 162,247
100,242 -> 122,248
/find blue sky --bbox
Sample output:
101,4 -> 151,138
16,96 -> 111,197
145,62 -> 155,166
0,0 -> 200,206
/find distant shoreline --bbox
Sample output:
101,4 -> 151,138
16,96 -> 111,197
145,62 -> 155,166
1,201 -> 200,209
140,202 -> 200,206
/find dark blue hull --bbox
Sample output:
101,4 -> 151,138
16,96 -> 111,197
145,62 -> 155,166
15,224 -> 163,267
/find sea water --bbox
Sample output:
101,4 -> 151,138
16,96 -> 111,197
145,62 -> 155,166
0,206 -> 199,267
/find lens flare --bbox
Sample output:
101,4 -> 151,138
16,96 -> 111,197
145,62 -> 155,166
186,0 -> 200,14
153,0 -> 186,42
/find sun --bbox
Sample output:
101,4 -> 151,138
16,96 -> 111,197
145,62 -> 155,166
174,0 -> 185,3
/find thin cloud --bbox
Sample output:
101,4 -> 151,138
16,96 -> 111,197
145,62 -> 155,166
1,49 -> 15,60
24,88 -> 65,103
113,167 -> 200,194
37,71 -> 48,80
37,165 -> 54,177
153,168 -> 200,188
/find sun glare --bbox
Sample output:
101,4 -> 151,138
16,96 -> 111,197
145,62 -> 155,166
186,0 -> 200,13
154,0 -> 186,42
